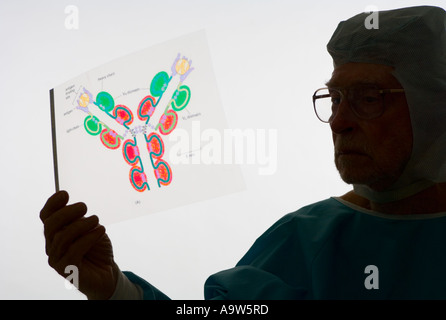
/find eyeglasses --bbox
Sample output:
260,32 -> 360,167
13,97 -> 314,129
312,85 -> 405,123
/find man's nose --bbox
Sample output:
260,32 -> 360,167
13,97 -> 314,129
329,99 -> 357,134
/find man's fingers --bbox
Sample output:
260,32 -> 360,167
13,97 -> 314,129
53,225 -> 107,272
40,190 -> 69,222
70,225 -> 106,261
48,215 -> 100,265
43,202 -> 88,248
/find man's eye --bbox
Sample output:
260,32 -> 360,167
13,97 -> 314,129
331,96 -> 341,105
363,96 -> 380,103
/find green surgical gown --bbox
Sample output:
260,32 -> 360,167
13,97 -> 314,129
124,197 -> 446,299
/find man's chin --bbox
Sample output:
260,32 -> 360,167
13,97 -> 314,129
339,174 -> 397,192
335,156 -> 409,193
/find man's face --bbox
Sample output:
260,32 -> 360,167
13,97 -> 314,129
328,62 -> 413,191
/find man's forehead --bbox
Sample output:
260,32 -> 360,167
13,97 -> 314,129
326,63 -> 399,88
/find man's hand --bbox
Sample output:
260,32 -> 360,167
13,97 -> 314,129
40,190 -> 119,299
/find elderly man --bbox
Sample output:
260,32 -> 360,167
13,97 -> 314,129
40,5 -> 446,299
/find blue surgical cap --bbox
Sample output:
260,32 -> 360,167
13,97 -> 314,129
327,6 -> 446,203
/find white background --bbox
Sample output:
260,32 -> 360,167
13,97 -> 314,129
1,0 -> 443,299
